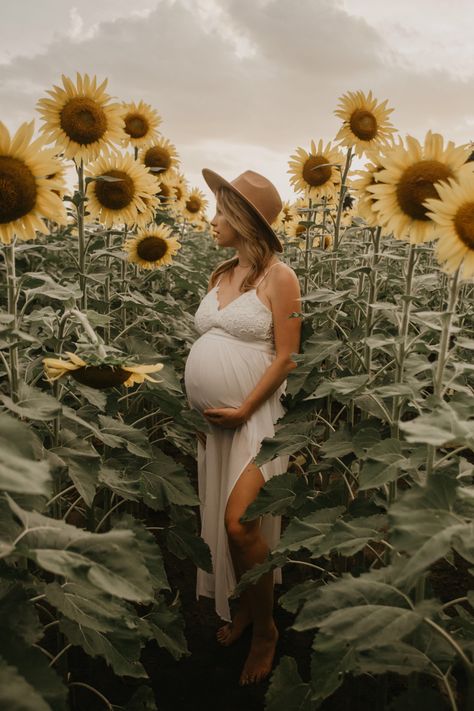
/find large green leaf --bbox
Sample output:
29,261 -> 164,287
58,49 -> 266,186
51,429 -> 100,506
254,421 -> 315,466
274,507 -> 345,554
6,497 -> 154,602
294,569 -> 412,632
98,463 -> 141,501
0,659 -> 52,711
400,401 -> 474,447
0,382 -> 61,421
0,414 -> 51,496
98,415 -> 153,458
314,602 -> 437,653
265,656 -> 313,711
240,471 -> 310,521
0,641 -> 68,711
141,595 -> 189,660
310,648 -> 357,703
164,507 -> 212,573
60,617 -> 148,678
141,449 -> 199,509
44,582 -> 137,633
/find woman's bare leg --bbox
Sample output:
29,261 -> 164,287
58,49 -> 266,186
224,461 -> 279,684
216,550 -> 252,645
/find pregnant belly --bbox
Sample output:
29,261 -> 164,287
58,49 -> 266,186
184,332 -> 271,412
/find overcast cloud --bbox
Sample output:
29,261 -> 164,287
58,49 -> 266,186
1,0 -> 473,204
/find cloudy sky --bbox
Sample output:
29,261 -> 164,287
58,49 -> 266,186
1,0 -> 473,206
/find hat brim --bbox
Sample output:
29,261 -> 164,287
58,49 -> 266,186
202,168 -> 283,253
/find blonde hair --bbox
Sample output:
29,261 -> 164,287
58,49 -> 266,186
209,186 -> 277,292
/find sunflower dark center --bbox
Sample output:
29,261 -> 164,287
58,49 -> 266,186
296,224 -> 305,236
124,113 -> 149,139
396,160 -> 453,221
136,235 -> 169,261
95,169 -> 135,210
186,196 -> 201,213
302,155 -> 332,187
158,184 -> 171,202
60,97 -> 107,145
0,156 -> 37,224
71,365 -> 129,389
454,202 -> 474,250
144,146 -> 171,170
349,109 -> 378,141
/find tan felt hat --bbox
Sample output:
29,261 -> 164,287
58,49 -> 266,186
202,168 -> 283,252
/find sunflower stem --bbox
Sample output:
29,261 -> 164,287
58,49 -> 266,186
303,197 -> 314,300
331,146 -> 353,289
121,228 -> 128,331
426,267 -> 461,478
4,239 -> 20,402
363,226 -> 382,373
390,242 -> 418,502
76,160 -> 87,310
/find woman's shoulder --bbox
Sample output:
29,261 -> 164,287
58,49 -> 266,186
267,260 -> 299,285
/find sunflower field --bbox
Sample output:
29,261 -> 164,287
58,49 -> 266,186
1,74 -> 474,711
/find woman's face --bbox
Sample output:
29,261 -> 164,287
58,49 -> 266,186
210,204 -> 240,248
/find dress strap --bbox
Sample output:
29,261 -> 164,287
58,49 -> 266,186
255,262 -> 280,288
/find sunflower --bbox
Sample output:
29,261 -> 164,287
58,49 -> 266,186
424,165 -> 474,279
37,73 -> 125,162
350,150 -> 386,227
140,137 -> 179,184
86,152 -> 158,228
43,351 -> 164,389
0,121 -> 67,244
124,225 -> 181,269
182,187 -> 209,222
368,132 -> 471,243
121,100 -> 162,149
167,171 -> 190,215
156,181 -> 174,206
334,90 -> 396,157
288,139 -> 343,200
273,201 -> 298,232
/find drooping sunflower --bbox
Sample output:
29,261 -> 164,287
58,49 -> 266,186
424,165 -> 474,279
43,351 -> 164,389
140,137 -> 179,183
0,121 -> 67,244
124,225 -> 181,269
273,201 -> 298,232
182,188 -> 209,222
37,73 -> 125,162
121,100 -> 162,149
350,150 -> 386,227
368,132 -> 471,243
167,171 -> 190,215
86,152 -> 158,228
334,90 -> 396,157
288,139 -> 343,200
155,181 -> 174,206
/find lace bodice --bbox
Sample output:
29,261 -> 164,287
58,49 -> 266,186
194,263 -> 280,342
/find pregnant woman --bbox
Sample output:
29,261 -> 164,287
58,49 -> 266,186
184,168 -> 302,685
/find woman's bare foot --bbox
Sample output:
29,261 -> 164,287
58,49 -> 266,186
239,622 -> 279,685
216,603 -> 252,646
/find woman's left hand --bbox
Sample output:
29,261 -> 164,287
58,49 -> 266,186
203,406 -> 248,429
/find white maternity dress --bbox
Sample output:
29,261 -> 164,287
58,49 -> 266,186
184,263 -> 289,622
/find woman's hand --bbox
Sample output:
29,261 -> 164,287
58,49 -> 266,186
202,406 -> 248,429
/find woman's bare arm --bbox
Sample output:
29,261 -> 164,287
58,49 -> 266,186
238,265 -> 302,421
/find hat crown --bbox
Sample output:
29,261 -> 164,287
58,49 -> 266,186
230,170 -> 282,225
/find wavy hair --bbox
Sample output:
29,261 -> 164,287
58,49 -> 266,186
209,186 -> 277,292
